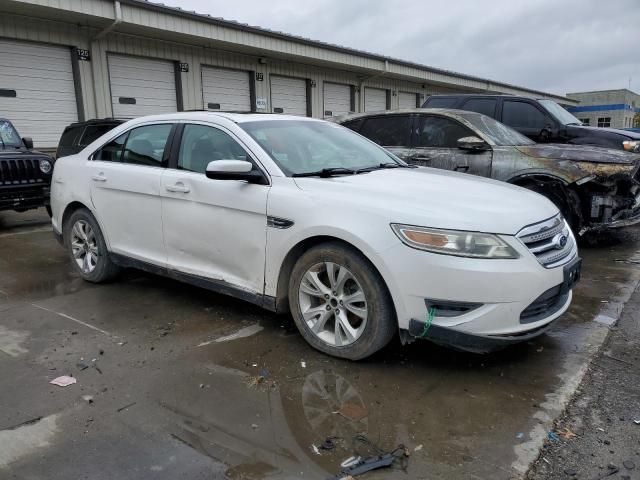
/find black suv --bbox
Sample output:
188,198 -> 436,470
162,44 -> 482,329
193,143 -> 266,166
422,94 -> 640,152
56,118 -> 124,158
0,119 -> 54,215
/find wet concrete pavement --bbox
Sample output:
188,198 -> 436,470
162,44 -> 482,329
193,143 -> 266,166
1,209 -> 639,480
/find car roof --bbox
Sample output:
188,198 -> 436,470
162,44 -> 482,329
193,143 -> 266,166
330,108 -> 484,123
122,111 -> 324,125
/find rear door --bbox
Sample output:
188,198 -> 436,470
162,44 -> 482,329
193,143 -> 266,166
88,123 -> 174,265
411,114 -> 492,177
357,115 -> 413,160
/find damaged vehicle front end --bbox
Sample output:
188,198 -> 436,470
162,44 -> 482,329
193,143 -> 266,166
505,144 -> 640,235
335,109 -> 640,236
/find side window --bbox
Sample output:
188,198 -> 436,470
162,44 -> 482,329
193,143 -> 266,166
341,118 -> 364,132
79,124 -> 118,147
424,97 -> 458,108
461,98 -> 497,118
58,126 -> 83,148
122,124 -> 173,167
93,132 -> 128,162
178,124 -> 249,174
358,115 -> 411,146
502,101 -> 548,129
416,116 -> 475,148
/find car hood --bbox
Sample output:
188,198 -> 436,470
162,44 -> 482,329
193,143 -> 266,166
0,148 -> 52,160
515,144 -> 639,165
293,167 -> 558,235
570,124 -> 640,140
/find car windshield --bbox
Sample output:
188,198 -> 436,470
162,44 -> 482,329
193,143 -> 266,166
240,120 -> 400,176
461,113 -> 535,146
0,120 -> 22,147
539,99 -> 583,126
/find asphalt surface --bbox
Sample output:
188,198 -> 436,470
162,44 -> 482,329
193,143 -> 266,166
1,209 -> 639,480
527,283 -> 640,480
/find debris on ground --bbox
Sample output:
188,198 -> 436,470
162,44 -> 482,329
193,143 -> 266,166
319,437 -> 340,451
76,362 -> 89,371
634,419 -> 640,425
300,361 -> 306,368
556,427 -> 577,440
311,444 -> 321,455
622,460 -> 635,470
327,434 -> 409,480
251,424 -> 258,429
547,431 -> 559,442
335,403 -> 368,422
116,402 -> 136,412
413,444 -> 423,452
50,375 -> 77,387
516,432 -> 524,440
81,395 -> 94,403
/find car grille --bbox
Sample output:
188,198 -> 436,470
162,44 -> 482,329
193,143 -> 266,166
0,159 -> 46,186
520,283 -> 569,324
516,215 -> 577,268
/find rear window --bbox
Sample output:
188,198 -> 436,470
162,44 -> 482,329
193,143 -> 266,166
58,126 -> 83,148
79,124 -> 118,146
424,97 -> 458,108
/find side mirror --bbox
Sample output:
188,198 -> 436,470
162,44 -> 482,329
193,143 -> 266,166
205,160 -> 267,184
457,136 -> 489,151
22,137 -> 33,149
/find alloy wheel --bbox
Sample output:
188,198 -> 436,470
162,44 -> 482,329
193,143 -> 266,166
297,262 -> 368,347
70,220 -> 98,274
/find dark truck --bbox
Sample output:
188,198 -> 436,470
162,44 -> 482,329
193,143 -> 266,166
0,119 -> 54,215
422,94 -> 640,153
334,109 -> 640,236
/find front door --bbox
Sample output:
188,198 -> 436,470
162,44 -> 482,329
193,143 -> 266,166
412,115 -> 492,177
160,123 -> 269,294
88,123 -> 174,265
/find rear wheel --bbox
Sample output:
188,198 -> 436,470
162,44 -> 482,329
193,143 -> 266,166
64,208 -> 119,283
288,242 -> 396,360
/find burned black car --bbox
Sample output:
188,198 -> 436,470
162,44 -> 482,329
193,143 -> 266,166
334,109 -> 640,235
0,119 -> 54,214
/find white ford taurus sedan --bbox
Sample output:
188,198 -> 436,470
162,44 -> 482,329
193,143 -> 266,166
51,112 -> 581,359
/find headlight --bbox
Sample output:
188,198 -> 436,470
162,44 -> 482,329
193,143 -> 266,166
39,159 -> 52,174
391,224 -> 520,259
623,140 -> 640,153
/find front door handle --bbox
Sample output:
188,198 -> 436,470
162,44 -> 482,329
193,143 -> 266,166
165,182 -> 190,193
91,173 -> 107,182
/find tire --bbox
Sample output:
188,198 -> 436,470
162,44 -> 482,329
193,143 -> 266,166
63,208 -> 119,283
522,182 -> 581,233
288,242 -> 396,360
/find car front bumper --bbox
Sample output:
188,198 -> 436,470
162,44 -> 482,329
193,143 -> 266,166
376,235 -> 579,352
0,185 -> 50,212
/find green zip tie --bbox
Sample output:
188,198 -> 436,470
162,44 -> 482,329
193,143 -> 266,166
420,307 -> 436,337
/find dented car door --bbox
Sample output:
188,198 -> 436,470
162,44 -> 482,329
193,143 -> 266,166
411,115 -> 492,177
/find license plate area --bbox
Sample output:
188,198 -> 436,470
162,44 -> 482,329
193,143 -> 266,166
562,257 -> 582,293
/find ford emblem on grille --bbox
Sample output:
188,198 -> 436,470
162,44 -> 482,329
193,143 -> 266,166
552,233 -> 568,250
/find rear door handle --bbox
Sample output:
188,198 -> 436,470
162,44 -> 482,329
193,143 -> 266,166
165,182 -> 190,193
91,173 -> 107,182
410,155 -> 432,162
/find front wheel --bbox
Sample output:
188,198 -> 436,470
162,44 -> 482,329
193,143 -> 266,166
64,208 -> 120,283
288,242 -> 396,360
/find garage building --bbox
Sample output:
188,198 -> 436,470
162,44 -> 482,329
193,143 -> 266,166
0,0 -> 577,150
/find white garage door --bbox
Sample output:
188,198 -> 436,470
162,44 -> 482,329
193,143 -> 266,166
108,55 -> 177,117
202,67 -> 251,112
364,87 -> 387,112
0,40 -> 78,148
398,92 -> 418,109
323,82 -> 351,117
271,76 -> 307,116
